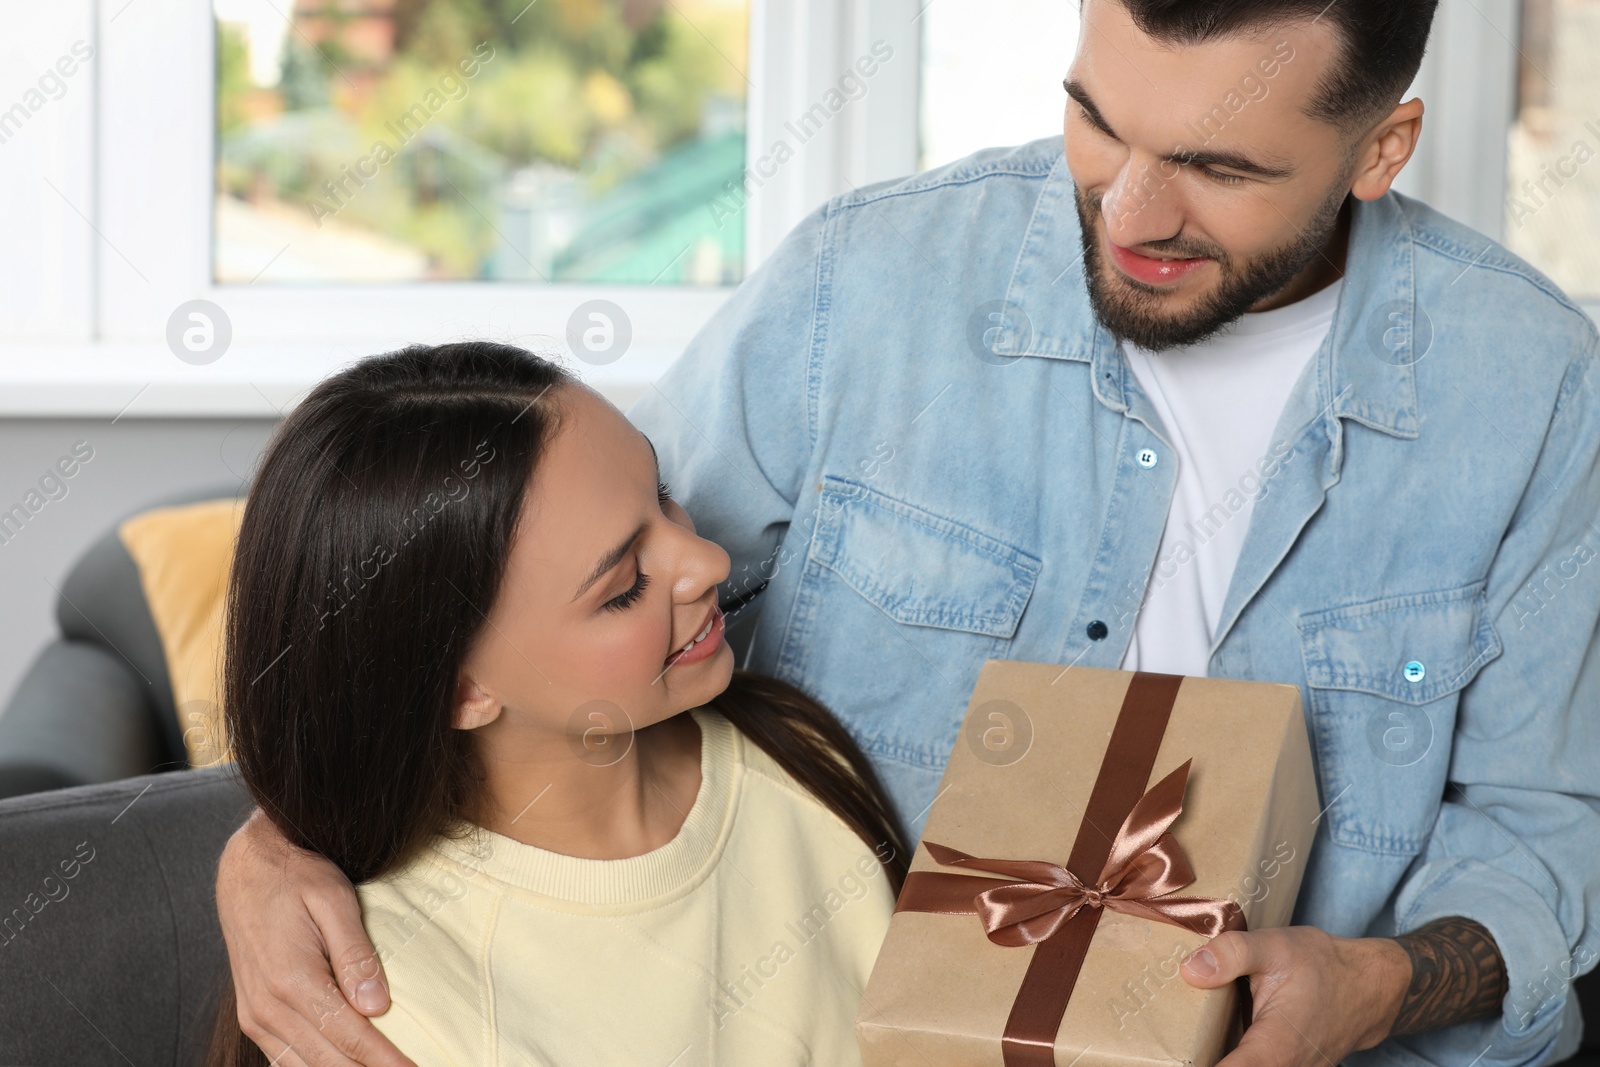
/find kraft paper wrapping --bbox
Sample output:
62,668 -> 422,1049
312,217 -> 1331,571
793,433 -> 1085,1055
856,662 -> 1320,1067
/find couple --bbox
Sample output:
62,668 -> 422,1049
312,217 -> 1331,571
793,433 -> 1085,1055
212,1 -> 1600,1065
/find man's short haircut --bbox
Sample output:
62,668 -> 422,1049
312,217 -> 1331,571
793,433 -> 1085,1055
1113,0 -> 1440,129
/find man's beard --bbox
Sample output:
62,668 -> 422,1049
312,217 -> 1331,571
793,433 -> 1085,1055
1076,183 -> 1348,352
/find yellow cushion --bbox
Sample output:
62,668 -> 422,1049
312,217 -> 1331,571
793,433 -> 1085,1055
117,498 -> 244,767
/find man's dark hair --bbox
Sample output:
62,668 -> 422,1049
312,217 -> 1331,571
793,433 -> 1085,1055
1116,0 -> 1440,129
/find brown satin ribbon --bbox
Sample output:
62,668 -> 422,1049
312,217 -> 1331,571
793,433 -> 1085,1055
896,672 -> 1248,1067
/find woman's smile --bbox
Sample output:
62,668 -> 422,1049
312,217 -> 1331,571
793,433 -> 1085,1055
666,604 -> 725,668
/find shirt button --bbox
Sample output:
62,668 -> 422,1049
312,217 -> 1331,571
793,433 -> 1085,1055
1086,620 -> 1109,641
1136,448 -> 1158,469
1403,660 -> 1426,683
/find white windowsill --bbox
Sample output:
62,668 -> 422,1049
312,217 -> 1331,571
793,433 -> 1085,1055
0,343 -> 678,418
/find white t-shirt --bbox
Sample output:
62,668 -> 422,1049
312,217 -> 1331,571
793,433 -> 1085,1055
1117,279 -> 1342,677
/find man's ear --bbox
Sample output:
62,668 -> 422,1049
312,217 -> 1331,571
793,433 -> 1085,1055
1350,97 -> 1425,201
452,674 -> 502,730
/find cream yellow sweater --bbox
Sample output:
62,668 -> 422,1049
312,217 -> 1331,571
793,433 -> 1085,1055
356,709 -> 895,1066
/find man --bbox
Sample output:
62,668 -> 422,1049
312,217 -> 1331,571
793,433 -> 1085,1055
217,1 -> 1600,1064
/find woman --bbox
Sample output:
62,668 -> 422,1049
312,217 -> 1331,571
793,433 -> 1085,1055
209,342 -> 906,1065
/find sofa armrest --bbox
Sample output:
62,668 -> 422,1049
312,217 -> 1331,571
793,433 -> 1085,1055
0,640 -> 175,799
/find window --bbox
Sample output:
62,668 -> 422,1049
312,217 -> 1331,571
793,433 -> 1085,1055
77,0 -> 919,369
213,0 -> 750,287
1503,0 -> 1600,301
917,0 -> 1077,171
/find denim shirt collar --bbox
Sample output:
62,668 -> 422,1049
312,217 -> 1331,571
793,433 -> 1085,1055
992,149 -> 1422,441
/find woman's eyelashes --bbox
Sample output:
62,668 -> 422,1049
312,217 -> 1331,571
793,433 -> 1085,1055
603,567 -> 651,613
657,480 -> 673,506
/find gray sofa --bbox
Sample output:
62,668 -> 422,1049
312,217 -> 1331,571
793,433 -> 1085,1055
0,766 -> 252,1065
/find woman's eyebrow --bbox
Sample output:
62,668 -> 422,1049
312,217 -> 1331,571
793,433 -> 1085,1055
644,433 -> 662,484
571,434 -> 661,602
573,522 -> 646,601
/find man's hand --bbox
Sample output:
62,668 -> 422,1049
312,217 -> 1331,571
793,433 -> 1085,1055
1181,926 -> 1409,1066
215,808 -> 416,1067
1180,919 -> 1507,1067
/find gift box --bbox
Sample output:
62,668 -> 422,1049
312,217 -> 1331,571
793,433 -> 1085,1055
856,663 -> 1320,1067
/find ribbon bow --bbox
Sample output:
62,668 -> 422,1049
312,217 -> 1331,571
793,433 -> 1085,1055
921,759 -> 1244,947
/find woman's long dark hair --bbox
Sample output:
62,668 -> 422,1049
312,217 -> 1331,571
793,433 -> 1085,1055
210,342 -> 907,1065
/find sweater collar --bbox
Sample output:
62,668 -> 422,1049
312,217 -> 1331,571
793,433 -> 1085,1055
428,709 -> 740,906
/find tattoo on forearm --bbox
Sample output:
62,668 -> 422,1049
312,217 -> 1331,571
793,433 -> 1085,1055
1391,917 -> 1509,1036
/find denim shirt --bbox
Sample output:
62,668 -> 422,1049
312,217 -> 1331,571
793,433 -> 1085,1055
627,137 -> 1600,1066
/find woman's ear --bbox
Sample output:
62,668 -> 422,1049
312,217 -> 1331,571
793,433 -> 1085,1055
452,674 -> 502,730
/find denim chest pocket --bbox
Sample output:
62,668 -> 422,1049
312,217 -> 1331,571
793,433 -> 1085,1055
1297,580 -> 1503,855
775,475 -> 1042,769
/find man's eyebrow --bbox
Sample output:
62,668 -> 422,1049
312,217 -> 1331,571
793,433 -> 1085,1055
574,521 -> 646,602
1064,77 -> 1295,181
1064,79 -> 1118,139
1174,146 -> 1295,180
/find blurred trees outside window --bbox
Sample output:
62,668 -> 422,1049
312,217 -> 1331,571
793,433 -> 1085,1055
214,0 -> 749,285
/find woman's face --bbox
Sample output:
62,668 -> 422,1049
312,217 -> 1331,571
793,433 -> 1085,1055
454,384 -> 734,749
